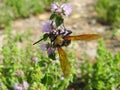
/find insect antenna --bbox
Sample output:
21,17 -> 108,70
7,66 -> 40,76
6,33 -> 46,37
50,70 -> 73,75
33,38 -> 44,45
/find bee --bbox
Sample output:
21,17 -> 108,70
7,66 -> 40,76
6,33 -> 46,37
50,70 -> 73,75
49,29 -> 72,47
33,29 -> 100,77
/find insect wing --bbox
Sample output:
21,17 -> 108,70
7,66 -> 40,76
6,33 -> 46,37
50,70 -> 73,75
57,47 -> 71,77
65,34 -> 101,41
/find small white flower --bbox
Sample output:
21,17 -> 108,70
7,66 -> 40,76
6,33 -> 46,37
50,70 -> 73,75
60,76 -> 64,80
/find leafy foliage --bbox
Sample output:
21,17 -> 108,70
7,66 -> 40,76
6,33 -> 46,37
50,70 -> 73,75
0,0 -> 67,27
50,13 -> 64,27
95,0 -> 120,27
0,0 -> 44,26
79,40 -> 120,90
5,0 -> 44,18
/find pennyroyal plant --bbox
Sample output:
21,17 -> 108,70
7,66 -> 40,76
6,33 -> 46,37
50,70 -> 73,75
33,2 -> 100,77
33,2 -> 73,77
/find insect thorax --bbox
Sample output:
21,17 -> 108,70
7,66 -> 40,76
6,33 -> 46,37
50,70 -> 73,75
49,29 -> 72,47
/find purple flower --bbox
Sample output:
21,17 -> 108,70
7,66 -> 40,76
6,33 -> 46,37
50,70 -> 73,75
42,21 -> 51,32
40,43 -> 56,57
40,44 -> 47,50
51,2 -> 72,16
56,8 -> 62,14
23,81 -> 29,89
14,81 -> 29,90
47,47 -> 56,55
62,4 -> 72,16
51,2 -> 59,12
14,83 -> 23,90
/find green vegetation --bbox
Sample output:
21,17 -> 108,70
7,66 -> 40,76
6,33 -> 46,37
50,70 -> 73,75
1,29 -> 120,89
79,40 -> 120,90
0,0 -> 43,26
7,0 -> 44,17
95,0 -> 120,27
3,30 -> 120,90
0,27 -> 76,90
0,0 -> 67,27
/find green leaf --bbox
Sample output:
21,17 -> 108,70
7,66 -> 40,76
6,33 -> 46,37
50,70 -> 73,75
55,15 -> 63,27
49,13 -> 57,20
48,53 -> 56,60
41,74 -> 53,84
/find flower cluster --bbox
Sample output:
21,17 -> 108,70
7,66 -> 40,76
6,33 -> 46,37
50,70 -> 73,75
51,2 -> 72,16
14,81 -> 29,90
